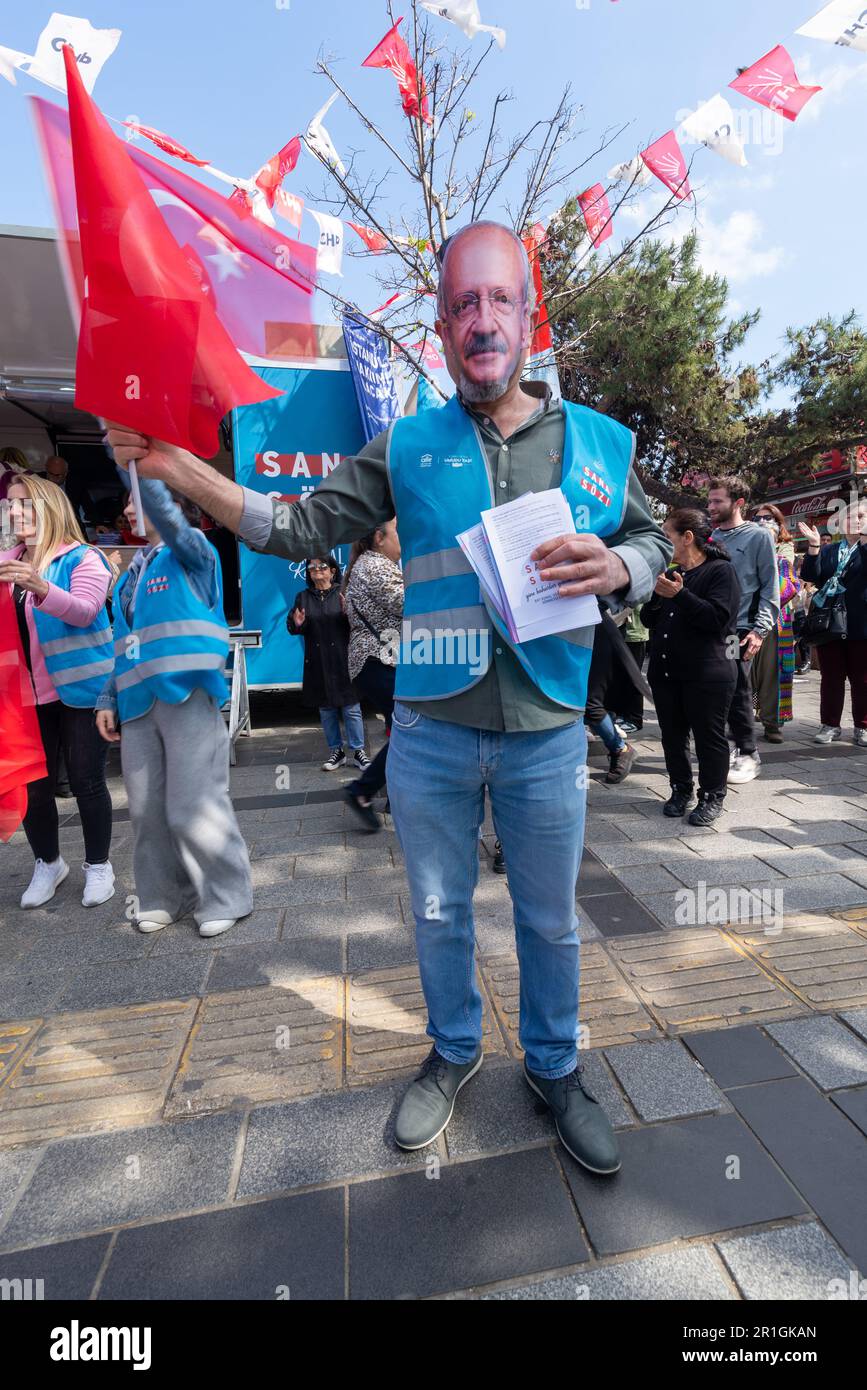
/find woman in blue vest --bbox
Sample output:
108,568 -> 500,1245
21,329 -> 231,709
0,473 -> 115,908
95,479 -> 252,938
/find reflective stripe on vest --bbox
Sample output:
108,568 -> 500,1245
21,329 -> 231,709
386,395 -> 635,708
30,545 -> 113,708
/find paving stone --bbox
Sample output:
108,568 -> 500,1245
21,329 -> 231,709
607,929 -> 803,1033
346,929 -> 417,973
612,815 -> 715,842
666,856 -> 784,888
98,1190 -> 344,1300
841,1007 -> 867,1043
716,1222 -> 853,1300
0,1001 -> 198,1147
481,1246 -> 733,1300
765,1017 -> 867,1090
830,1086 -> 867,1138
609,864 -> 684,895
165,981 -> 342,1117
0,1112 -> 243,1248
254,873 -> 347,907
0,1018 -> 41,1090
446,1054 -> 632,1159
282,896 -> 404,939
603,1039 -> 727,1121
734,916 -> 867,1010
294,847 -> 394,876
579,892 -> 664,937
483,944 -> 659,1054
238,1081 -> 434,1196
587,841 -> 702,869
727,1078 -> 867,1276
751,846 -> 867,880
561,1112 -> 808,1256
748,875 -> 866,914
149,910 -> 282,954
0,1147 -> 41,1234
0,963 -> 71,1020
249,831 -> 345,859
0,1235 -> 111,1299
575,851 -> 622,897
349,1148 -> 588,1299
52,955 -> 212,1012
766,819 -> 867,848
346,962 -> 504,1083
682,1025 -> 797,1089
347,869 -> 412,901
206,938 -> 344,991
686,830 -> 790,858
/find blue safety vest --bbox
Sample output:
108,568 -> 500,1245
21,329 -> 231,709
111,544 -> 229,723
30,545 -> 114,708
386,395 -> 634,709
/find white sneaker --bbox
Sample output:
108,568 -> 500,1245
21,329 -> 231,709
728,751 -> 761,784
82,861 -> 116,907
198,918 -> 236,938
20,857 -> 69,908
814,725 -> 842,745
136,910 -> 174,934
854,729 -> 867,748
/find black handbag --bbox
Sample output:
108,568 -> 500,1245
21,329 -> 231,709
802,592 -> 848,647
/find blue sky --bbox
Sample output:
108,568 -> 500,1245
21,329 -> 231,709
1,0 -> 865,382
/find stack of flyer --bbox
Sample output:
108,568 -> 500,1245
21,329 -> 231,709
457,488 -> 602,644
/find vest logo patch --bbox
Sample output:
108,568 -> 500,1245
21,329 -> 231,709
145,574 -> 170,595
444,454 -> 472,468
420,453 -> 433,467
581,465 -> 612,508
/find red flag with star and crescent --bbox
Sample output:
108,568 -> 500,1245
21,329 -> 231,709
0,583 -> 47,843
362,19 -> 431,123
32,49 -> 316,457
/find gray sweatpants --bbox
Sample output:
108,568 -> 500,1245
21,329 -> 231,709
121,689 -> 253,925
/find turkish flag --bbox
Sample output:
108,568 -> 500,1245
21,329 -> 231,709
362,20 -> 431,123
0,584 -> 46,842
730,45 -> 822,121
578,184 -> 613,248
122,122 -> 209,167
640,130 -> 692,200
349,221 -> 389,252
522,231 -> 552,355
255,135 -> 302,207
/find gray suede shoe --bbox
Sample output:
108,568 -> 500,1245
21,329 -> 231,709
524,1059 -> 621,1174
394,1046 -> 483,1150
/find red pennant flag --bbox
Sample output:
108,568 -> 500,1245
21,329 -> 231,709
275,188 -> 304,233
349,221 -> 390,252
640,130 -> 692,201
59,47 -> 283,456
228,186 -> 255,219
522,231 -> 553,355
410,338 -> 444,368
0,582 -> 47,843
362,19 -> 431,123
577,184 -> 613,248
729,45 -> 822,122
121,121 -> 209,167
255,135 -> 302,207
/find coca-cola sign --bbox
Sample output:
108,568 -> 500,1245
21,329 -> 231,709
779,492 -> 838,519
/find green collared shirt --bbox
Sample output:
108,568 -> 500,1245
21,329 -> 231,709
238,383 -> 671,730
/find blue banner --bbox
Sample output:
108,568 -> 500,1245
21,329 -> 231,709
342,312 -> 401,444
232,364 -> 366,688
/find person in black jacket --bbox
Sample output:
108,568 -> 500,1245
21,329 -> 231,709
288,554 -> 369,772
641,509 -> 742,826
799,498 -> 867,747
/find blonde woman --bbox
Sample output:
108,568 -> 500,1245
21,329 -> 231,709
0,474 -> 116,908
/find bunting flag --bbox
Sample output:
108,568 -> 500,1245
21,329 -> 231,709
305,91 -> 346,176
679,93 -> 747,167
419,2 -> 506,49
275,188 -> 304,233
729,46 -> 822,121
577,184 -> 614,248
640,130 -> 692,200
254,136 -> 301,207
410,338 -> 445,368
349,221 -> 390,252
608,154 -> 653,188
797,1 -> 867,52
308,208 -> 344,275
28,13 -> 121,93
522,230 -> 553,355
0,44 -> 30,85
342,312 -> 401,443
362,20 -> 431,123
0,582 -> 47,842
122,121 -> 209,167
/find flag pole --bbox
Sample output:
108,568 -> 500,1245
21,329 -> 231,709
127,458 -> 145,538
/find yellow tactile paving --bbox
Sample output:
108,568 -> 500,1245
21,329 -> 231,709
734,914 -> 867,1011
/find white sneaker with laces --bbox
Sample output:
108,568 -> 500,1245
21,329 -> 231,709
82,861 -> 116,907
854,728 -> 867,748
136,910 -> 174,934
728,751 -> 761,784
20,857 -> 69,908
814,725 -> 842,745
198,918 -> 236,938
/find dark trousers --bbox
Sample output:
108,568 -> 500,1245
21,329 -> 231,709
727,633 -> 756,755
818,638 -> 867,729
348,657 -> 395,798
24,702 -> 112,864
613,640 -> 647,727
652,676 -> 736,797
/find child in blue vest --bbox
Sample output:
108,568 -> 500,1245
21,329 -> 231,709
95,478 -> 252,936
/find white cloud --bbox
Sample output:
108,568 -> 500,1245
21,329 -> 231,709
695,208 -> 788,283
792,49 -> 867,122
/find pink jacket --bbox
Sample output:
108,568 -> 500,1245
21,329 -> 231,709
1,541 -> 112,705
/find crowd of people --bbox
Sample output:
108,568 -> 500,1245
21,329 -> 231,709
2,218 -> 866,1176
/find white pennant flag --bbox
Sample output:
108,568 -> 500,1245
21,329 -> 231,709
305,92 -> 346,178
308,209 -> 344,276
607,155 -> 653,188
680,94 -> 747,167
797,0 -> 867,52
26,13 -> 121,93
0,44 -> 32,85
420,2 -> 506,49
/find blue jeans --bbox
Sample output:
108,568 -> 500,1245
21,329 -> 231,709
386,704 -> 587,1078
319,703 -> 364,751
587,713 -> 624,754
